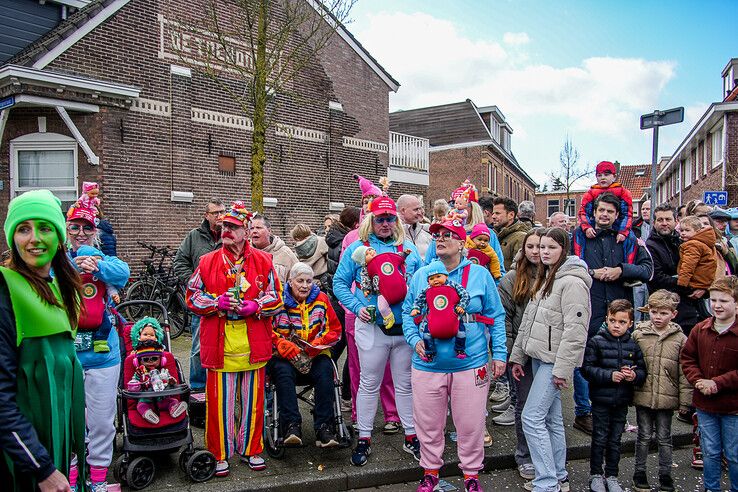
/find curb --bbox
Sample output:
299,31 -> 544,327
234,430 -> 694,491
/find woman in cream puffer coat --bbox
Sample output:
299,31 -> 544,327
510,228 -> 592,492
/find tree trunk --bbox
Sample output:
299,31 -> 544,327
250,0 -> 269,213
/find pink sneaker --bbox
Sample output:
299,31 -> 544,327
416,474 -> 440,492
456,352 -> 467,360
464,476 -> 483,492
169,401 -> 188,418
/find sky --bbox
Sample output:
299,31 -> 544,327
348,0 -> 736,188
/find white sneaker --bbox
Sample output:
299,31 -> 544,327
143,409 -> 159,424
169,401 -> 188,418
488,382 -> 509,403
605,476 -> 623,492
518,463 -> 535,480
492,405 -> 515,426
589,474 -> 606,492
490,397 -> 511,412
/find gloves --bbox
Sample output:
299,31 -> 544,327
217,293 -> 234,311
276,338 -> 300,360
305,337 -> 326,357
237,300 -> 260,317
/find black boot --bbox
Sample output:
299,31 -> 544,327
632,471 -> 650,492
659,474 -> 675,492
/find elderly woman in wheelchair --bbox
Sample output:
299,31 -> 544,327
267,262 -> 346,450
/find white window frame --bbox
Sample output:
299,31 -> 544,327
547,199 -> 559,217
703,138 -> 709,176
490,118 -> 501,144
10,132 -> 79,203
712,125 -> 724,168
564,198 -> 576,216
683,156 -> 691,187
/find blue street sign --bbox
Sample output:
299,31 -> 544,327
704,191 -> 728,206
0,96 -> 14,111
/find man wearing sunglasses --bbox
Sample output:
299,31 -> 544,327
174,198 -> 225,394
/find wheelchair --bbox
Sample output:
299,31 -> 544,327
263,356 -> 353,458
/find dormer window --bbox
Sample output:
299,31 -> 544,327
722,58 -> 738,99
634,169 -> 646,177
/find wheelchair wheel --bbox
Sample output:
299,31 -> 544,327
263,403 -> 285,459
187,449 -> 217,482
126,455 -> 155,490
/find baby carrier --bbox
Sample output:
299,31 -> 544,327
78,272 -> 107,330
364,242 -> 408,305
466,248 -> 491,268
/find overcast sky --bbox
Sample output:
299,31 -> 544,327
349,0 -> 735,187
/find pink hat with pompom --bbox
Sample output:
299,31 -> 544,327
470,223 -> 491,240
354,174 -> 382,198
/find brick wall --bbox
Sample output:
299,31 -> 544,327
0,0 -> 421,264
534,191 -> 586,225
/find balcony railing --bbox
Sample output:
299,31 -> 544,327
389,131 -> 429,173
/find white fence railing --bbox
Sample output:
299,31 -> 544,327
389,131 -> 429,173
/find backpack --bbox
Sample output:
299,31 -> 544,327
364,243 -> 408,305
78,272 -> 107,331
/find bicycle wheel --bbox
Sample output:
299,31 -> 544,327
167,290 -> 188,339
122,280 -> 157,319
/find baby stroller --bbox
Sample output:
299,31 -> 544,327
263,353 -> 353,459
113,300 -> 216,489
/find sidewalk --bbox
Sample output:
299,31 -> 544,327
134,335 -> 693,492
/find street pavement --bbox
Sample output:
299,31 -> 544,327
116,332 -> 695,492
356,447 -> 727,491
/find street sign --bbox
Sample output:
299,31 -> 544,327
640,107 -> 684,129
640,106 -> 685,208
704,191 -> 728,207
0,96 -> 14,111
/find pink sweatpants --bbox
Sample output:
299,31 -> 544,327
411,365 -> 490,474
345,310 -> 398,423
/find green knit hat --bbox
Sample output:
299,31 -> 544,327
4,190 -> 67,247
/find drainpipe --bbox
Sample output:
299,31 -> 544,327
722,113 -> 728,194
679,159 -> 683,206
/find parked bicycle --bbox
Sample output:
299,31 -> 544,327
122,242 -> 190,338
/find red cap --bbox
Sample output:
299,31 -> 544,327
596,161 -> 617,175
429,219 -> 467,241
67,206 -> 97,225
369,196 -> 397,216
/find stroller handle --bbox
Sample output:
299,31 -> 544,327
121,384 -> 191,401
116,300 -> 169,324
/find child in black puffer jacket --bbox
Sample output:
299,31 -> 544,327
581,299 -> 646,492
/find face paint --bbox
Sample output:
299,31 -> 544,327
14,219 -> 60,271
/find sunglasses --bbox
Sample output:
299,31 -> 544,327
432,231 -> 460,240
140,355 -> 161,364
373,215 -> 397,224
67,224 -> 96,235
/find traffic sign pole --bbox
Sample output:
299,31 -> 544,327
651,123 -> 659,208
640,107 -> 684,208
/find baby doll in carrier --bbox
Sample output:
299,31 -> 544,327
76,244 -> 120,353
410,261 -> 470,361
352,244 -> 411,329
126,318 -> 187,425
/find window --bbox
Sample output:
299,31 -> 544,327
712,126 -> 724,168
703,139 -> 709,176
547,199 -> 559,218
501,130 -> 510,151
683,157 -> 691,187
564,198 -> 576,216
490,118 -> 501,143
10,132 -> 78,210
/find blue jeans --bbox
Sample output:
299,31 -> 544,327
268,355 -> 335,430
522,360 -> 567,492
189,315 -> 206,391
573,367 -> 591,417
696,409 -> 738,492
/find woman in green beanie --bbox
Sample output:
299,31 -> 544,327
0,189 -> 86,491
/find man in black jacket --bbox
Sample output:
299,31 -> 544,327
646,203 -> 702,334
571,192 -> 652,434
173,198 -> 224,393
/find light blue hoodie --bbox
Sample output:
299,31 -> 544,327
402,257 -> 506,373
333,234 -> 422,330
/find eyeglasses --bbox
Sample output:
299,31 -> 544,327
139,356 -> 160,364
432,231 -> 460,240
373,215 -> 397,224
206,209 -> 226,216
67,224 -> 96,235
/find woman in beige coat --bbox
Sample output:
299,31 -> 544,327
510,228 -> 592,492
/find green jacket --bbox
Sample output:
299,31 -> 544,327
173,220 -> 221,283
496,220 -> 529,271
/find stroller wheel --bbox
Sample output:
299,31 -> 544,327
126,456 -> 156,490
179,448 -> 194,473
187,450 -> 217,482
113,455 -> 128,485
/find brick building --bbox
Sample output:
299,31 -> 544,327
534,189 -> 587,226
389,99 -> 536,204
656,58 -> 738,208
619,163 -> 653,216
0,0 -> 428,261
